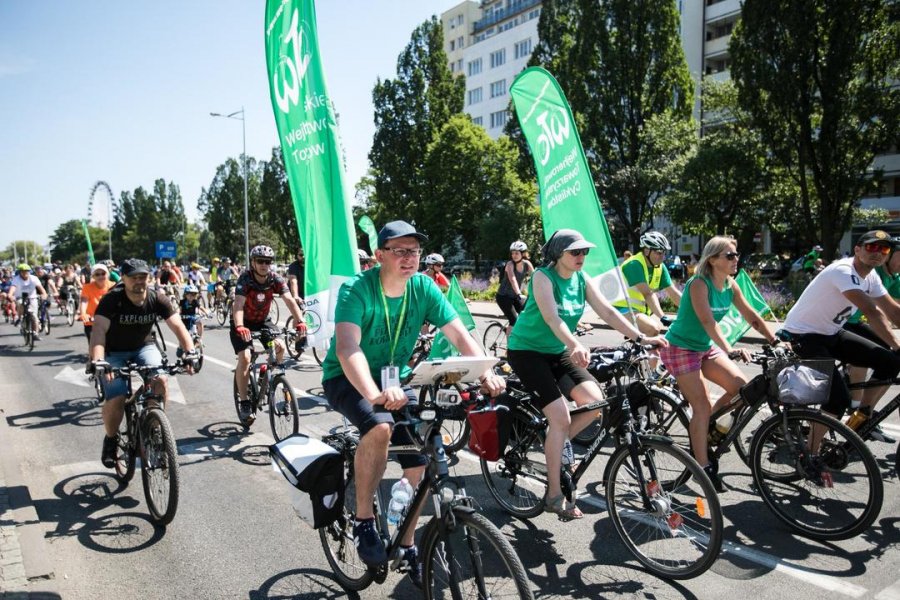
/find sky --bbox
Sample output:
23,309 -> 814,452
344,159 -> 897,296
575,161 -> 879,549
0,0 -> 458,252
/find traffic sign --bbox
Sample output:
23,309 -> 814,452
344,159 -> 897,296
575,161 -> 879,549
155,241 -> 177,259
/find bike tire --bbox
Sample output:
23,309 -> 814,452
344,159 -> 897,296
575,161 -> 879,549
733,403 -> 773,467
418,385 -> 471,454
421,508 -> 534,600
268,375 -> 299,442
749,408 -> 883,541
233,373 -> 259,428
66,298 -> 76,326
284,316 -> 302,360
193,337 -> 204,373
642,387 -> 692,449
23,314 -> 34,351
480,408 -> 547,519
216,301 -> 227,326
312,346 -> 325,366
606,437 -> 723,579
41,308 -> 51,335
482,321 -> 508,358
319,470 -> 375,592
140,407 -> 180,525
114,410 -> 136,483
268,298 -> 280,325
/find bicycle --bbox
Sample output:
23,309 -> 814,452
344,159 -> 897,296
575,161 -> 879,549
59,286 -> 78,327
178,315 -> 206,373
836,363 -> 900,479
214,288 -> 234,326
38,298 -> 52,336
481,341 -> 723,579
319,367 -> 534,598
18,292 -> 36,351
96,357 -> 192,525
284,315 -> 325,366
482,318 -> 509,358
232,328 -> 299,442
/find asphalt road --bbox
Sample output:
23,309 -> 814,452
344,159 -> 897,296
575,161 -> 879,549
1,302 -> 899,599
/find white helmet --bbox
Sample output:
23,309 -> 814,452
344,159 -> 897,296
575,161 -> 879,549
183,284 -> 198,294
424,253 -> 445,265
357,249 -> 370,261
639,231 -> 671,251
509,240 -> 527,252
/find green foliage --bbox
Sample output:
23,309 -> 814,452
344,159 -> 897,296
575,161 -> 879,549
113,179 -> 187,263
853,206 -> 891,227
259,146 -> 300,257
48,220 -> 110,264
1,240 -> 48,266
730,0 -> 900,260
197,156 -> 261,262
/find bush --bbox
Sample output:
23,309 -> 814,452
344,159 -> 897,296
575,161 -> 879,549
457,273 -> 498,301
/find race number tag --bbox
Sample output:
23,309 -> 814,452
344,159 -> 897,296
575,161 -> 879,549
381,365 -> 400,390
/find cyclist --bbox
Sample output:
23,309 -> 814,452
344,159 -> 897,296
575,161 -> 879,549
217,257 -> 237,300
231,245 -> 307,423
34,265 -> 58,317
780,230 -> 900,431
1,271 -> 15,322
495,240 -> 535,334
8,264 -> 49,339
321,220 -> 505,581
89,258 -> 199,468
57,264 -> 82,313
79,263 -> 116,344
612,231 -> 682,336
157,260 -> 182,301
357,248 -> 374,272
658,236 -> 781,492
802,244 -> 824,273
506,229 -> 666,519
179,284 -> 209,340
186,262 -> 207,305
287,249 -> 306,300
423,253 -> 449,290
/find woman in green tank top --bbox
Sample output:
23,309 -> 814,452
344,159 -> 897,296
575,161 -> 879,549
658,236 -> 779,492
507,229 -> 667,520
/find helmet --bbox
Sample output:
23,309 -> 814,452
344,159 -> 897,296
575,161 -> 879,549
357,249 -> 370,261
509,241 -> 528,252
183,284 -> 198,294
191,262 -> 201,269
250,245 -> 275,260
212,257 -> 220,263
53,267 -> 61,274
424,253 -> 445,265
639,231 -> 671,251
17,263 -> 30,272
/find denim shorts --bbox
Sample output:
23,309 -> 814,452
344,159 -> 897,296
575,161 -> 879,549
102,344 -> 164,400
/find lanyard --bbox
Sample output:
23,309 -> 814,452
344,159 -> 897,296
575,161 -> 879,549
379,281 -> 409,366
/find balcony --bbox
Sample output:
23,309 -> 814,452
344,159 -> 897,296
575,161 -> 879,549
704,34 -> 730,57
473,0 -> 541,34
705,0 -> 741,23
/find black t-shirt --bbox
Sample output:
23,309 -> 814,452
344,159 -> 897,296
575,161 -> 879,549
287,260 -> 305,298
95,287 -> 175,352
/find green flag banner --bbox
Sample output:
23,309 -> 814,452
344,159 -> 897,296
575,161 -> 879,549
719,270 -> 774,345
265,0 -> 359,347
81,220 -> 96,266
429,276 -> 478,359
357,215 -> 379,255
509,67 -> 625,303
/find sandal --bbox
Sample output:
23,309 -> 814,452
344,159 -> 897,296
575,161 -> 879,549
544,494 -> 583,521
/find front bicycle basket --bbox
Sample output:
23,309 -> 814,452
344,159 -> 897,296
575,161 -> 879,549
771,358 -> 834,405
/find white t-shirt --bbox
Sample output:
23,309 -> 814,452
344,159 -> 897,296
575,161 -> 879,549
10,274 -> 40,301
784,258 -> 887,335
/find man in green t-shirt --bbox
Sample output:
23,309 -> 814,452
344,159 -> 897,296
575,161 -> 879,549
612,231 -> 682,335
321,220 -> 504,583
802,244 -> 823,273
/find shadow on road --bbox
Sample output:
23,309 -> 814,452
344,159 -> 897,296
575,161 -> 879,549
6,396 -> 102,429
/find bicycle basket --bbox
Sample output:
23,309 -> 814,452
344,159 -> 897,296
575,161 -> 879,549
270,433 -> 344,529
771,358 -> 834,406
466,393 -> 513,462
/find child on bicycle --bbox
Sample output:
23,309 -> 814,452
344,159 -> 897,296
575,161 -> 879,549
179,284 -> 209,339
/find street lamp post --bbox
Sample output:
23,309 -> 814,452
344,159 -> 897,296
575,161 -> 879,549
210,107 -> 250,267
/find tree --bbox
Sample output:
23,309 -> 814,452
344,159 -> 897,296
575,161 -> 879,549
113,179 -> 187,261
369,17 -> 464,228
730,0 -> 900,259
1,241 -> 48,266
198,156 -> 262,261
48,220 -> 110,264
259,146 -> 300,258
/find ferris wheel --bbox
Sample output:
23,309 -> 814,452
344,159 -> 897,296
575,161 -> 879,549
88,181 -> 115,262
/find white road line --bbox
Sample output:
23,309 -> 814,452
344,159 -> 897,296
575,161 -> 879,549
876,579 -> 900,600
159,333 -> 318,369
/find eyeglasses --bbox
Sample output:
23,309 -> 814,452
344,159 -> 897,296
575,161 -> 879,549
720,252 -> 740,261
382,247 -> 423,258
863,243 -> 891,255
254,259 -> 273,265
93,272 -> 107,277
567,248 -> 591,257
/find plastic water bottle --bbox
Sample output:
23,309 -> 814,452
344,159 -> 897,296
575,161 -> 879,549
562,440 -> 575,466
387,478 -> 414,526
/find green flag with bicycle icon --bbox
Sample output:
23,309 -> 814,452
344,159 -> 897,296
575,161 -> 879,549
720,270 -> 774,345
428,276 -> 478,359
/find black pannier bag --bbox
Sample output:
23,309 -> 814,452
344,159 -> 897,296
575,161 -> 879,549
270,433 -> 345,529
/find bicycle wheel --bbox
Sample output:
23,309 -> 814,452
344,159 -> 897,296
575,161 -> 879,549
422,508 -> 534,600
418,385 -> 470,454
268,375 -> 299,442
480,408 -> 547,519
233,373 -> 259,428
606,437 -> 723,579
482,321 -> 508,358
193,337 -> 205,373
749,408 -> 883,541
734,403 -> 773,467
285,316 -> 302,360
268,298 -> 280,325
319,469 -> 375,592
66,297 -> 76,326
114,410 -> 136,483
22,314 -> 34,351
216,301 -> 227,326
41,309 -> 51,335
140,407 -> 180,525
312,346 -> 325,366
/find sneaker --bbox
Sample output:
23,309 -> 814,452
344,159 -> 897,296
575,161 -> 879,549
398,544 -> 422,589
33,334 -> 41,341
239,401 -> 255,425
353,518 -> 387,567
12,318 -> 20,327
868,425 -> 897,444
101,435 -> 118,468
703,462 -> 725,494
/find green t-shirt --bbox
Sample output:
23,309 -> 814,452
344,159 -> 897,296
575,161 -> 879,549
847,265 -> 900,324
321,268 -> 458,383
665,275 -> 734,351
621,256 -> 672,290
109,270 -> 121,283
508,267 -> 586,354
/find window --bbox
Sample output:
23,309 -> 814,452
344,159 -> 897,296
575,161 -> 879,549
472,116 -> 483,126
468,88 -> 483,105
490,110 -> 509,129
490,48 -> 506,69
514,39 -> 532,60
456,59 -> 463,72
490,79 -> 506,98
450,39 -> 456,51
529,9 -> 541,20
457,36 -> 464,49
457,15 -> 464,26
467,58 -> 482,76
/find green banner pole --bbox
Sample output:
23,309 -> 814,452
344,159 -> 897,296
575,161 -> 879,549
82,220 -> 96,266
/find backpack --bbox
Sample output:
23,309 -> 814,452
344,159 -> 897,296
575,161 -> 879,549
270,434 -> 345,529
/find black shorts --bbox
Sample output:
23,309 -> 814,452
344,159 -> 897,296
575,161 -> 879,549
84,324 -> 92,341
322,374 -> 427,469
496,294 -> 526,326
506,349 -> 597,410
842,321 -> 890,349
229,320 -> 275,354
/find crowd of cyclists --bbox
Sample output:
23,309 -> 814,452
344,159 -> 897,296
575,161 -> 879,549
3,222 -> 900,595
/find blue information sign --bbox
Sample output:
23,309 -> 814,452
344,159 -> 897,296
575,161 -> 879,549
155,241 -> 177,259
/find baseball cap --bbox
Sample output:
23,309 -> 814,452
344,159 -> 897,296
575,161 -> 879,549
377,220 -> 428,248
91,263 -> 109,275
857,230 -> 892,246
120,258 -> 151,276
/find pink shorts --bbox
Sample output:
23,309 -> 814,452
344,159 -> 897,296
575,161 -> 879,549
659,344 -> 724,377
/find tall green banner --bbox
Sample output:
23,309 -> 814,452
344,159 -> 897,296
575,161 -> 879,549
429,276 -> 478,359
509,67 -> 625,303
720,270 -> 774,344
357,215 -> 378,255
265,0 -> 359,347
81,220 -> 96,266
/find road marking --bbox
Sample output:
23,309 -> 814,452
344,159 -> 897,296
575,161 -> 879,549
54,366 -> 92,388
876,579 -> 900,600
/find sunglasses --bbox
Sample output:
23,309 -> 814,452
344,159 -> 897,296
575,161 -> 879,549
863,242 -> 891,255
720,252 -> 740,261
567,248 -> 591,257
93,272 -> 107,277
382,247 -> 423,258
254,259 -> 273,265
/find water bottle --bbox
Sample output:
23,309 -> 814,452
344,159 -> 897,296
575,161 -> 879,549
846,407 -> 870,431
387,478 -> 413,526
707,414 -> 734,445
562,440 -> 575,466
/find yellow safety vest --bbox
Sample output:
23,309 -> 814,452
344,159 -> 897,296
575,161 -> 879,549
612,252 -> 663,314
